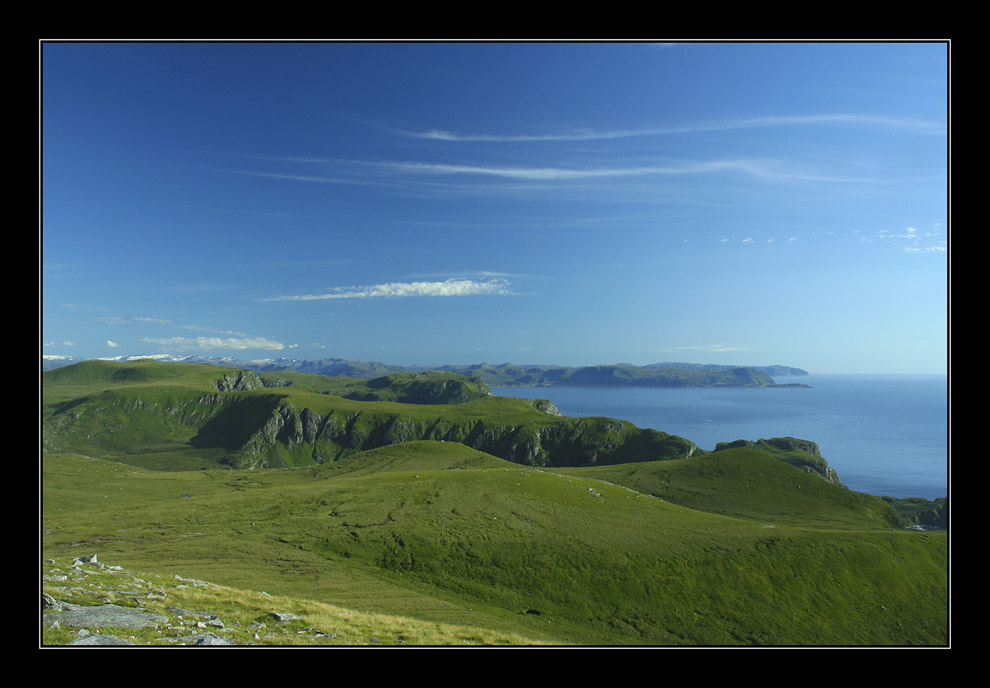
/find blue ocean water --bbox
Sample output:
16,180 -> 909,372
492,374 -> 948,500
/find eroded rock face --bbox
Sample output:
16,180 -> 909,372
216,370 -> 265,392
234,400 -> 698,470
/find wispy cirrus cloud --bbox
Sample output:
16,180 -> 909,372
395,114 -> 945,143
652,344 -> 751,353
261,278 -> 513,302
98,315 -> 248,336
228,156 -> 877,186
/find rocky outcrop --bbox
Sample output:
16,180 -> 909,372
42,555 -> 345,646
713,437 -> 844,486
44,602 -> 169,630
233,400 -> 697,470
216,370 -> 265,392
44,362 -> 696,471
524,399 -> 561,416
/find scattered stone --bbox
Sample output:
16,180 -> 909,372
67,633 -> 135,646
178,632 -> 236,646
42,593 -> 64,610
166,606 -> 216,619
42,558 -> 331,647
268,612 -> 302,622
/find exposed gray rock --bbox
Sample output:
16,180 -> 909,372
182,632 -> 236,646
216,370 -> 264,392
67,633 -> 136,646
43,603 -> 168,630
268,612 -> 302,622
166,606 -> 216,619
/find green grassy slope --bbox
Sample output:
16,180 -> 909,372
254,369 -> 494,404
42,361 -> 697,471
42,443 -> 947,646
41,361 -> 947,646
42,555 -> 550,646
555,447 -> 899,530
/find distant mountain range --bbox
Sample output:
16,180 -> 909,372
41,354 -> 809,387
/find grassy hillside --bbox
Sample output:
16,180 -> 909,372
41,446 -> 947,645
42,361 -> 697,471
556,447 -> 898,530
40,361 -> 948,646
42,554 -> 549,646
253,369 -> 493,404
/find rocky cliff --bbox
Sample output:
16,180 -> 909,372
229,398 -> 697,470
714,437 -> 844,486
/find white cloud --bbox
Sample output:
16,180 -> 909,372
233,154 -> 872,187
866,225 -> 946,253
106,340 -> 119,348
395,114 -> 944,143
139,336 -> 286,351
653,344 -> 751,353
262,278 -> 513,302
905,245 -> 947,253
374,159 -> 857,183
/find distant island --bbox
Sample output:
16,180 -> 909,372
431,362 -> 810,388
42,355 -> 810,389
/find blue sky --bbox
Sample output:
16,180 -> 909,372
41,41 -> 948,373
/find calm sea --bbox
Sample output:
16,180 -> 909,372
492,374 -> 948,500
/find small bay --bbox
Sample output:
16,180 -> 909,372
493,373 -> 948,500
